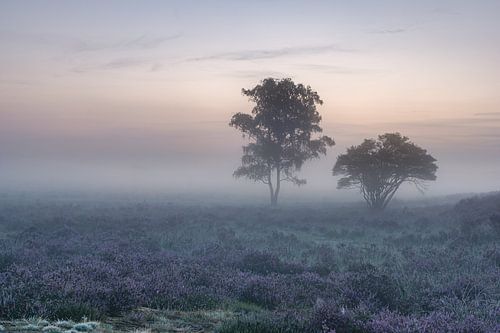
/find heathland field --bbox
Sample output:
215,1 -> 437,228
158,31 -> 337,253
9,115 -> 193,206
0,193 -> 499,332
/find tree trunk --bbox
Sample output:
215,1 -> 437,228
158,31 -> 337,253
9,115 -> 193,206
270,193 -> 278,206
273,168 -> 281,206
268,167 -> 280,206
369,197 -> 384,211
382,185 -> 401,210
268,172 -> 276,206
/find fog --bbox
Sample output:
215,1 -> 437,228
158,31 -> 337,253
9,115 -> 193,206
1,116 -> 498,202
1,0 -> 500,201
1,105 -> 500,201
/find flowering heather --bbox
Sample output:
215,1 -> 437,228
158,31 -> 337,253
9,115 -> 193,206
0,194 -> 499,332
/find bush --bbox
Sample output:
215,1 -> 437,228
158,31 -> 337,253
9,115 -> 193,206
367,310 -> 495,333
52,304 -> 101,321
489,214 -> 500,236
0,252 -> 15,271
238,276 -> 280,309
310,298 -> 367,333
217,312 -> 308,333
343,264 -> 403,311
237,251 -> 304,275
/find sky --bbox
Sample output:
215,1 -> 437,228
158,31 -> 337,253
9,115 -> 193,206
1,0 -> 500,201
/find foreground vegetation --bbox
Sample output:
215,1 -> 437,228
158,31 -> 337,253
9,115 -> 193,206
0,193 -> 499,332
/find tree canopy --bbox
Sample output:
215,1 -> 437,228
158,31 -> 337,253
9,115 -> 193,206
230,78 -> 334,205
333,133 -> 437,210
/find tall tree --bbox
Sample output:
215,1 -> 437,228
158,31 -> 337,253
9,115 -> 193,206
230,78 -> 334,206
333,133 -> 437,210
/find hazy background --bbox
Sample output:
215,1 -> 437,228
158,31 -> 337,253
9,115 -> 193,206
1,0 -> 500,202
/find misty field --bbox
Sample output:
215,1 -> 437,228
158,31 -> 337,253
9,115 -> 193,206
0,194 -> 499,333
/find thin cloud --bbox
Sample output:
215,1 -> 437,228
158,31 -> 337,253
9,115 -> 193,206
225,70 -> 286,79
328,117 -> 500,136
0,79 -> 38,86
101,58 -> 147,69
73,34 -> 182,52
475,112 -> 500,117
0,30 -> 181,52
430,7 -> 460,16
296,64 -> 374,75
187,44 -> 354,62
72,58 -> 152,73
67,34 -> 182,73
369,21 -> 425,35
0,30 -> 70,45
390,117 -> 500,129
370,28 -> 407,34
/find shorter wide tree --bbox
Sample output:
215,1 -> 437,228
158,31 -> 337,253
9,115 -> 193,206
333,133 -> 437,210
230,78 -> 334,206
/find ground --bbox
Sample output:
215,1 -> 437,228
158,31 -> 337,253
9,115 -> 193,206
0,193 -> 499,332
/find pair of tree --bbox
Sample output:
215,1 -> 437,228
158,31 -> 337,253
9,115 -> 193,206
230,78 -> 438,209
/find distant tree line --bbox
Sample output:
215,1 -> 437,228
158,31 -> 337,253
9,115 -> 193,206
230,77 -> 438,209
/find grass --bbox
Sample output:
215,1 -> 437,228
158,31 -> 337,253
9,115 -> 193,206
0,193 -> 499,332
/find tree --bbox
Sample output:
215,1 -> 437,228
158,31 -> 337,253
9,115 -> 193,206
230,78 -> 335,206
333,133 -> 437,210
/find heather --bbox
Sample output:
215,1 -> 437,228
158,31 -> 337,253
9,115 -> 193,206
0,193 -> 499,332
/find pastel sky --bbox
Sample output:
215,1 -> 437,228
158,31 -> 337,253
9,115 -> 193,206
1,0 -> 500,199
